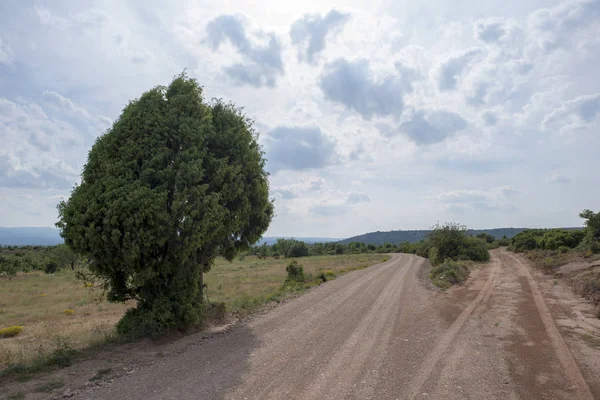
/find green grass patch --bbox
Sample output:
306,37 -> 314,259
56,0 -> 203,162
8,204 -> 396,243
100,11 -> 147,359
430,261 -> 471,289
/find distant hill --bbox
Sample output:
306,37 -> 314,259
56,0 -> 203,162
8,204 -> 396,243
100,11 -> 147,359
0,227 -> 63,246
259,237 -> 341,245
339,228 -> 552,246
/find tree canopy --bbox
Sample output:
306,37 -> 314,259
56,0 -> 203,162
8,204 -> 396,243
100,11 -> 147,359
57,74 -> 273,338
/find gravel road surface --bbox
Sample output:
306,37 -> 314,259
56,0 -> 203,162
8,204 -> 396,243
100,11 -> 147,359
72,250 -> 599,400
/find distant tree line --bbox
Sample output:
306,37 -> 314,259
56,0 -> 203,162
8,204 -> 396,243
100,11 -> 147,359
338,227 -> 531,246
0,244 -> 82,279
509,209 -> 600,254
396,223 -> 492,264
248,225 -> 502,263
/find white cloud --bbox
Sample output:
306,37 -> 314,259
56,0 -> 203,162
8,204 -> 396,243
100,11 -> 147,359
541,93 -> 600,132
345,191 -> 370,204
546,173 -> 571,184
431,48 -> 482,91
0,38 -> 13,65
0,94 -> 108,191
204,14 -> 284,87
429,186 -> 522,214
264,126 -> 337,173
320,58 -> 416,119
527,0 -> 600,53
34,6 -> 108,31
0,0 -> 598,236
290,9 -> 350,64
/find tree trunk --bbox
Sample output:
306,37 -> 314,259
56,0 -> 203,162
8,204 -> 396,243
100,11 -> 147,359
198,269 -> 204,304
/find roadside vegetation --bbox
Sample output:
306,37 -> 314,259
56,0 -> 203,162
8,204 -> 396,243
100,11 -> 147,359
0,251 -> 387,374
397,222 -> 494,289
508,209 -> 600,316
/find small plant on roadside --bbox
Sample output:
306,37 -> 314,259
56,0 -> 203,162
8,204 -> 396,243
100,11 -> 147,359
317,272 -> 328,283
0,325 -> 23,338
63,309 -> 75,315
46,336 -> 76,367
429,261 -> 470,289
558,245 -> 570,254
285,260 -> 305,283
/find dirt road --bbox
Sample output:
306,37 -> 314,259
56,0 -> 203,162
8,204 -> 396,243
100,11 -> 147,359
70,250 -> 600,400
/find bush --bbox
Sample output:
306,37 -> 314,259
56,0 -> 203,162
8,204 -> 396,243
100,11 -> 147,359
429,262 -> 470,289
285,260 -> 304,283
426,223 -> 489,265
0,326 -> 23,338
0,259 -> 18,280
476,233 -> 495,243
510,229 -> 585,252
428,246 -> 442,265
497,237 -> 510,246
47,336 -> 76,367
287,241 -> 309,258
558,245 -> 570,254
458,237 -> 490,262
44,260 -> 58,274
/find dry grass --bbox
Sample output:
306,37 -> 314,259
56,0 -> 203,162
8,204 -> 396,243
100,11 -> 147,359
206,254 -> 388,313
0,269 -> 131,369
0,253 -> 387,369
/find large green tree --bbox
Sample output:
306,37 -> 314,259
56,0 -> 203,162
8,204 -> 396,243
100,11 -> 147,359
57,74 -> 273,338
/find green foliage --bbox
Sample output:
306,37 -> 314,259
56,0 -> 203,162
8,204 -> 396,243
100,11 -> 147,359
46,336 -> 77,368
53,244 -> 81,270
457,236 -> 490,262
581,209 -> 600,240
271,238 -> 309,258
509,228 -> 585,252
427,223 -> 489,263
476,233 -> 495,243
429,261 -> 470,289
287,241 -> 309,258
285,260 -> 305,283
339,228 -> 527,246
497,236 -> 510,246
44,260 -> 59,274
427,222 -> 468,261
580,209 -> 600,253
0,256 -> 18,280
428,246 -> 442,265
397,224 -> 489,265
56,74 -> 273,338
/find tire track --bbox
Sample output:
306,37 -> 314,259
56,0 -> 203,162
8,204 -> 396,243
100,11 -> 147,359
297,257 -> 414,399
406,257 -> 499,399
501,250 -> 594,400
224,254 -> 411,399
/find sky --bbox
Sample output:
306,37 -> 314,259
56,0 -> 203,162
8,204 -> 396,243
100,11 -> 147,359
0,0 -> 599,238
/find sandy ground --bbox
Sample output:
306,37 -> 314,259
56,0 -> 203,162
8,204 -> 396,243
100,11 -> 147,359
2,250 -> 599,400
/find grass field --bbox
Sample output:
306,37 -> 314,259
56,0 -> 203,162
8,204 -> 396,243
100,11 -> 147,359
0,253 -> 388,369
